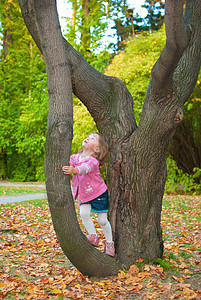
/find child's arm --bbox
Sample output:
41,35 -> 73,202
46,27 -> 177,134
75,158 -> 99,175
62,162 -> 78,175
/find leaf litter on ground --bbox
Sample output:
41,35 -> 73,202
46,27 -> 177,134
0,195 -> 200,299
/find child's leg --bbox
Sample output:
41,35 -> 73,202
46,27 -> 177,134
98,213 -> 115,256
97,213 -> 113,242
80,204 -> 96,235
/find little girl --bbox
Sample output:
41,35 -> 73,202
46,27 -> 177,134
62,132 -> 115,256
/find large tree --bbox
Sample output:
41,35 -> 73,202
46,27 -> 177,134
18,0 -> 201,277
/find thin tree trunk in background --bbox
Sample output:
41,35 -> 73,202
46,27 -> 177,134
81,0 -> 90,53
2,5 -> 11,59
70,0 -> 77,43
29,41 -> 33,100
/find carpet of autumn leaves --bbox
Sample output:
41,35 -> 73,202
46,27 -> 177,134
0,195 -> 200,299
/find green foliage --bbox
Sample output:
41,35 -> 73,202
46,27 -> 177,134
0,0 -> 97,182
155,258 -> 170,269
142,0 -> 165,31
72,99 -> 97,154
106,27 -> 166,123
0,186 -> 46,196
0,0 -> 98,182
64,0 -> 128,63
0,0 -> 48,181
165,157 -> 201,194
90,50 -> 114,72
64,0 -> 108,63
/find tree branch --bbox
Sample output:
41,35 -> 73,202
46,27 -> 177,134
173,0 -> 201,103
151,0 -> 191,93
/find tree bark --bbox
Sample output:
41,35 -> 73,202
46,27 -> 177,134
18,0 -> 201,276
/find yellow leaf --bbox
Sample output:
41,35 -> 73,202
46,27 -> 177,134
75,284 -> 82,291
60,282 -> 66,290
183,269 -> 193,274
172,276 -> 184,283
103,280 -> 111,285
138,271 -> 151,278
27,285 -> 40,293
95,282 -> 105,288
125,277 -> 139,285
118,270 -> 127,280
52,288 -> 62,294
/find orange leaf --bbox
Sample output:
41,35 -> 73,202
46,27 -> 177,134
129,264 -> 139,275
156,266 -> 163,273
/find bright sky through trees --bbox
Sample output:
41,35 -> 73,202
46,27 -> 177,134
56,0 -> 147,50
57,0 -> 147,21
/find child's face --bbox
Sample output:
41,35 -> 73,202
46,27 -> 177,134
82,133 -> 100,154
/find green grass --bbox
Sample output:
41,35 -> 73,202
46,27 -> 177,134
17,199 -> 48,207
0,199 -> 48,209
0,186 -> 46,196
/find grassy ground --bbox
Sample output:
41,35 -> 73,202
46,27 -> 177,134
0,192 -> 200,299
0,186 -> 46,196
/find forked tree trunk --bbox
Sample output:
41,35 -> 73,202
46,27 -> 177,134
18,0 -> 201,276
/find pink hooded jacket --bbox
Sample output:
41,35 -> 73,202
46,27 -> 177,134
70,153 -> 107,203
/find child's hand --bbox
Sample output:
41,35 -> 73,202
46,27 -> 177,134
62,162 -> 78,175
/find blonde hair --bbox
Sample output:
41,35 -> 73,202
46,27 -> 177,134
78,132 -> 108,165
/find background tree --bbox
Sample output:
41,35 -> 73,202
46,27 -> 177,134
113,8 -> 144,51
142,0 -> 165,31
112,0 -> 165,52
65,0 -> 125,62
18,0 -> 201,277
168,74 -> 201,183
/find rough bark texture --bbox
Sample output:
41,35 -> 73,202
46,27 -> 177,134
18,0 -> 201,276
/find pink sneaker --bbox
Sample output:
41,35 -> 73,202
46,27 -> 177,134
87,234 -> 99,247
105,241 -> 115,257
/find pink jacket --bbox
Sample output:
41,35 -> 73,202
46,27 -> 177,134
70,153 -> 107,203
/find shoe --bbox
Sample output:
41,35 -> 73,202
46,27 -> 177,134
87,234 -> 99,247
105,241 -> 115,257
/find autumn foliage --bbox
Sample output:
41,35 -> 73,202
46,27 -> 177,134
0,195 -> 200,299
